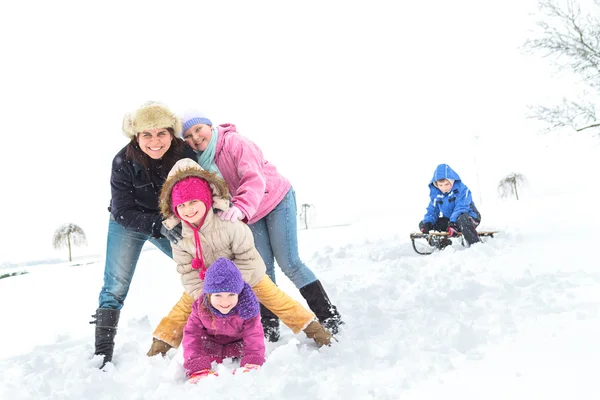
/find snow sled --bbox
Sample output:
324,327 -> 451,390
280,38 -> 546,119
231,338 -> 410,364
409,230 -> 498,255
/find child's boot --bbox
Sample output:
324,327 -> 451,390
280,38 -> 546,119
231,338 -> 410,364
456,214 -> 480,246
260,304 -> 280,342
439,238 -> 452,249
303,320 -> 334,347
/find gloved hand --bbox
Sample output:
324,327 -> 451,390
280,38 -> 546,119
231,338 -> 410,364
421,222 -> 433,234
234,363 -> 260,374
447,222 -> 459,237
188,369 -> 218,384
217,205 -> 244,222
146,338 -> 173,357
160,222 -> 183,244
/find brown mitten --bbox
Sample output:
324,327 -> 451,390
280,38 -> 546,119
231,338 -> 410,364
303,320 -> 334,347
146,337 -> 173,357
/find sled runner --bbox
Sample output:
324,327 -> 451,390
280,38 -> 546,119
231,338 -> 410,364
409,231 -> 498,255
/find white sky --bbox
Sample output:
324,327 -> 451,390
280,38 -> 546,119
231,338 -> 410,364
0,0 -> 584,263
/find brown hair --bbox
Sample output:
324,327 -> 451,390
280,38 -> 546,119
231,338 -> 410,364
201,293 -> 218,331
434,178 -> 452,188
125,128 -> 187,179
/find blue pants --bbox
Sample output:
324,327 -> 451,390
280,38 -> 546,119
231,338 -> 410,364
248,188 -> 317,289
98,218 -> 173,310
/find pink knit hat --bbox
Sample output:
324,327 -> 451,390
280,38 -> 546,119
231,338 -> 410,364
171,176 -> 214,278
171,177 -> 214,217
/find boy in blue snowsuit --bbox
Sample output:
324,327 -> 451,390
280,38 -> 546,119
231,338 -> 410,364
418,164 -> 482,246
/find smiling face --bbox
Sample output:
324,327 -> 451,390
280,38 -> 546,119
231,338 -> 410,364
176,199 -> 207,227
209,292 -> 239,314
183,124 -> 213,152
137,128 -> 173,159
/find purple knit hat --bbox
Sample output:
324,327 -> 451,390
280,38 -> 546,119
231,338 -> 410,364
203,258 -> 260,320
204,258 -> 245,294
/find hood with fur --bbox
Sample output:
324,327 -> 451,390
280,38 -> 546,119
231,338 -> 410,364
159,158 -> 230,219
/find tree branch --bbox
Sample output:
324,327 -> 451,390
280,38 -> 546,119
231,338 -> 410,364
576,122 -> 600,131
524,0 -> 600,136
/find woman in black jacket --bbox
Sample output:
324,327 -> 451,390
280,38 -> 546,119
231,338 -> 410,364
91,102 -> 196,368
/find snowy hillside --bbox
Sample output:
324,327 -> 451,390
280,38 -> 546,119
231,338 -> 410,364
2,134 -> 600,399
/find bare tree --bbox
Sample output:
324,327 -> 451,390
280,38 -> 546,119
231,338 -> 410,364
524,0 -> 600,135
529,97 -> 600,132
298,203 -> 314,230
498,173 -> 527,200
53,223 -> 87,262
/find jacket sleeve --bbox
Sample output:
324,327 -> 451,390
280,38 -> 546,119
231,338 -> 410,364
152,291 -> 194,348
182,301 -> 213,376
423,187 -> 440,224
173,243 -> 204,299
449,183 -> 474,223
240,316 -> 266,367
110,155 -> 163,237
229,221 -> 266,284
227,136 -> 268,221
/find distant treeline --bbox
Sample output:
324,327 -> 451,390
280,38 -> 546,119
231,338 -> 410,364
0,271 -> 28,280
0,259 -> 63,269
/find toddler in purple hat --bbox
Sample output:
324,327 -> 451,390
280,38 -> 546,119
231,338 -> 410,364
182,257 -> 264,384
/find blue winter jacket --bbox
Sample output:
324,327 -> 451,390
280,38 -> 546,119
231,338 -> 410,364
423,164 -> 480,224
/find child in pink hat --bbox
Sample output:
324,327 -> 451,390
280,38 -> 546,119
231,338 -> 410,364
147,159 -> 333,358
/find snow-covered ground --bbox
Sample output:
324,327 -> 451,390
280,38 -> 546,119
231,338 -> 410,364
2,132 -> 600,399
2,1 -> 600,398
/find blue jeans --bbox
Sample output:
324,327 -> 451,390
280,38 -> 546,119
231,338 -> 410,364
248,188 -> 317,289
98,218 -> 173,310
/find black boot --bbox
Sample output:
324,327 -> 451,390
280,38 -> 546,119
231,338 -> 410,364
456,214 -> 480,246
90,308 -> 120,368
299,280 -> 343,335
260,304 -> 280,342
438,237 -> 452,249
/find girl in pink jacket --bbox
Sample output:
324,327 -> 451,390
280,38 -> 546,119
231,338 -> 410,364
180,111 -> 343,340
183,257 -> 264,383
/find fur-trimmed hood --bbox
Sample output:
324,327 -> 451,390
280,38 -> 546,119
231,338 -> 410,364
159,158 -> 230,219
122,101 -> 183,139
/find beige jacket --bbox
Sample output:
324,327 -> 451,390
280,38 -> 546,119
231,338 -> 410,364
160,159 -> 266,299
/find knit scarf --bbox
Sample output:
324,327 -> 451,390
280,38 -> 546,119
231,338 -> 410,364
184,216 -> 208,280
197,127 -> 223,179
202,283 -> 259,320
